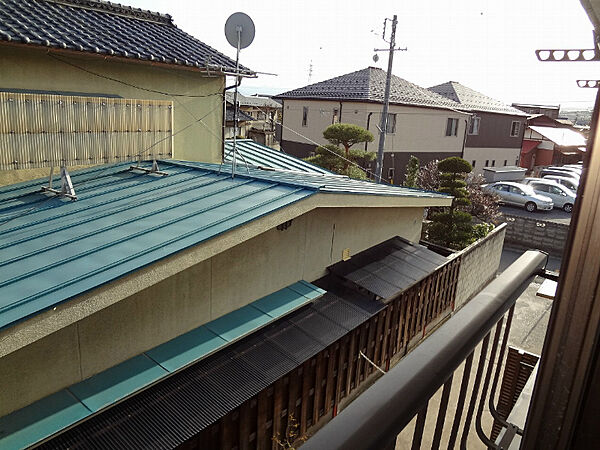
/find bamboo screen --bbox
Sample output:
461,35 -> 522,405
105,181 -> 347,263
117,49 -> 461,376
0,92 -> 173,170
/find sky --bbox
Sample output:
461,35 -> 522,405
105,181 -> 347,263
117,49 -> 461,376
126,0 -> 599,109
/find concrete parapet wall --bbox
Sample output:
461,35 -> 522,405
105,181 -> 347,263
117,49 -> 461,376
454,223 -> 507,310
503,214 -> 568,257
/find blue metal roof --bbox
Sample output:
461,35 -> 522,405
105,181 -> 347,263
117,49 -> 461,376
0,160 -> 447,330
224,139 -> 336,175
0,281 -> 325,449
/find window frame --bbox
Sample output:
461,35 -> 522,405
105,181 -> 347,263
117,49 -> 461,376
302,106 -> 308,127
468,116 -> 480,135
510,120 -> 521,137
446,118 -> 459,136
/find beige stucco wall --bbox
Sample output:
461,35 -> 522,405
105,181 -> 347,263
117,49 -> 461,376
0,45 -> 224,185
281,98 -> 466,154
0,204 -> 424,416
463,147 -> 522,175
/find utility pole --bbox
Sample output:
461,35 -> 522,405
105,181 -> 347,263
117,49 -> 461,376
374,15 -> 406,183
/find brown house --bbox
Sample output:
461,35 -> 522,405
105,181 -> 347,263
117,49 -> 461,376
429,82 -> 528,175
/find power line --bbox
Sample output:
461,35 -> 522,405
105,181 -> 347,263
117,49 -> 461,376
48,52 -> 224,99
248,103 -> 390,183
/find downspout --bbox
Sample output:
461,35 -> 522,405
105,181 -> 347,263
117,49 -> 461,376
339,101 -> 343,122
222,78 -> 242,160
280,100 -> 285,150
365,112 -> 373,151
461,116 -> 470,159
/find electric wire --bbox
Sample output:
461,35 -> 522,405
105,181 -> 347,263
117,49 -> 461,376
248,103 -> 391,183
48,52 -> 224,99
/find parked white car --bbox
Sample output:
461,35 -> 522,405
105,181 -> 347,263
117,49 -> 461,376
541,175 -> 579,192
522,179 -> 576,212
483,182 -> 553,212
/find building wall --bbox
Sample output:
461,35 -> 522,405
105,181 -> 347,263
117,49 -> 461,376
464,147 -> 522,175
0,45 -> 224,184
281,99 -> 466,156
0,205 -> 424,416
465,112 -> 525,149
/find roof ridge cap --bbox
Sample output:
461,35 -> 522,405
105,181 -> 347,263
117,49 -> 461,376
44,0 -> 173,25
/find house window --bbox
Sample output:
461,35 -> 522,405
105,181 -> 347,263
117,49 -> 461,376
492,160 -> 496,166
388,167 -> 395,183
446,118 -> 459,136
386,113 -> 397,133
332,108 -> 339,124
472,160 -> 476,168
504,160 -> 508,166
485,160 -> 490,167
510,121 -> 520,137
468,116 -> 480,135
302,107 -> 308,127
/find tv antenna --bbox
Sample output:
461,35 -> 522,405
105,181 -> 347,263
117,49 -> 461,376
222,12 -> 255,178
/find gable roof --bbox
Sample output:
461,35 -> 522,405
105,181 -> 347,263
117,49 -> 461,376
0,160 -> 449,331
225,106 -> 255,122
275,67 -> 463,110
428,81 -> 527,116
224,139 -> 335,175
0,0 -> 252,74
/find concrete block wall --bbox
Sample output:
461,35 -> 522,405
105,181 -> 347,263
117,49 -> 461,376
454,224 -> 507,309
503,214 -> 569,257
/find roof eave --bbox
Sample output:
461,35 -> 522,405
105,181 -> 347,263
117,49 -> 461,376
0,41 -> 256,77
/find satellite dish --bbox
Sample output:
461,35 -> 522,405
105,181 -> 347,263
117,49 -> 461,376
373,54 -> 380,63
224,12 -> 255,49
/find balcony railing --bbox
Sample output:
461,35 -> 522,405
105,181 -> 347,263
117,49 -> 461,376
301,250 -> 548,450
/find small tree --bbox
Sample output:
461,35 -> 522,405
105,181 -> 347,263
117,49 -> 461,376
463,174 -> 501,223
426,157 -> 475,250
306,123 -> 375,179
404,155 -> 420,188
417,159 -> 441,191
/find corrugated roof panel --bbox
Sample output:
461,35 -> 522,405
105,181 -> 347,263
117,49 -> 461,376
263,320 -> 325,364
0,390 -> 90,450
224,139 -> 335,175
233,335 -> 299,386
312,295 -> 372,331
0,280 -> 324,448
39,291 -> 382,449
67,355 -> 168,413
330,237 -> 448,300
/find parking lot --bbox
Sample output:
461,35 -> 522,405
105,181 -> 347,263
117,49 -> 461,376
500,205 -> 572,225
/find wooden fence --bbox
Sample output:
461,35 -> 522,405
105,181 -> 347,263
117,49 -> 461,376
183,257 -> 462,450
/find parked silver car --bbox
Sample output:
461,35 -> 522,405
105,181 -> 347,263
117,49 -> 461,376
522,179 -> 576,212
483,182 -> 553,212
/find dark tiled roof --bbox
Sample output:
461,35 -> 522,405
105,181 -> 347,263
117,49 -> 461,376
275,67 -> 462,110
0,0 -> 251,73
225,105 -> 255,122
428,82 -> 527,116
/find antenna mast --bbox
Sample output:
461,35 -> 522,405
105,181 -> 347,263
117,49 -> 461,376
223,12 -> 255,179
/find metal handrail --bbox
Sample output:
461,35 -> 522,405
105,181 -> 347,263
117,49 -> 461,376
301,250 -> 548,450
